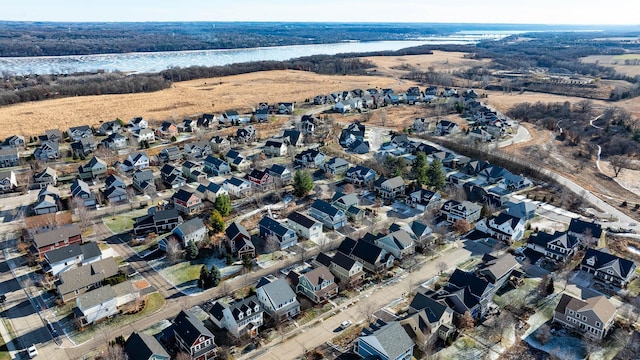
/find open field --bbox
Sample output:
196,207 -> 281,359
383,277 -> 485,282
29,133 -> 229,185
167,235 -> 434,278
363,51 -> 491,77
0,70 -> 407,139
581,55 -> 640,77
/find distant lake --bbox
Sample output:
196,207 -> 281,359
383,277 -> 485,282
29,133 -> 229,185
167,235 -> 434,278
0,33 -> 509,75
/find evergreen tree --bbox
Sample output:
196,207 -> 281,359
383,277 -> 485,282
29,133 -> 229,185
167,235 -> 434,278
210,209 -> 225,233
412,152 -> 428,186
199,265 -> 210,289
214,194 -> 232,217
185,240 -> 199,260
210,265 -> 221,287
426,158 -> 446,190
546,278 -> 554,295
242,255 -> 254,271
293,170 -> 313,197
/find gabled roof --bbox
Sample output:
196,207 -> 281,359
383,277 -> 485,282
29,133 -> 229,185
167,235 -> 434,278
259,216 -> 292,237
57,257 -> 118,295
268,164 -> 289,176
476,253 -> 519,283
35,167 -> 57,179
132,169 -> 154,183
76,285 -> 116,310
204,155 -> 229,168
332,192 -> 359,207
311,199 -> 342,217
173,188 -> 196,203
447,269 -> 491,299
174,218 -> 206,237
350,240 -> 387,266
491,212 -> 523,230
45,241 -> 101,264
326,157 -> 350,168
337,238 -> 357,256
226,221 -> 250,241
346,165 -> 375,178
568,218 -> 603,238
283,129 -> 301,145
173,310 -> 216,347
226,176 -> 250,187
582,248 -> 636,279
331,251 -> 359,271
359,321 -> 414,360
125,332 -> 170,360
287,211 -> 319,229
314,252 -> 333,267
300,266 -> 334,286
105,174 -> 125,189
555,293 -> 616,324
529,231 -> 577,250
257,277 -> 297,307
33,224 -> 81,248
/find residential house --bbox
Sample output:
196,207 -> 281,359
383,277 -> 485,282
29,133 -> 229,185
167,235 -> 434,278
44,241 -> 102,276
41,129 -> 63,144
475,253 -> 520,292
339,238 -> 395,274
104,185 -> 127,203
413,118 -> 430,133
71,135 -> 97,156
345,165 -> 377,186
255,276 -> 300,321
194,181 -> 227,203
347,139 -> 370,154
223,111 -> 240,123
506,200 -> 537,220
435,120 -> 459,136
155,122 -> 178,139
300,115 -> 317,135
75,285 -> 117,326
0,147 -> 19,168
0,170 -> 17,192
328,252 -> 364,287
527,231 -> 579,263
478,165 -> 508,183
132,169 -> 156,195
173,310 -> 218,360
334,100 -> 352,113
197,114 -> 216,129
105,174 -> 126,190
580,248 -> 637,288
294,266 -> 338,303
294,149 -> 325,168
70,179 -> 96,207
173,218 -> 207,247
160,164 -> 186,189
402,291 -> 454,347
264,139 -> 287,157
56,257 -> 118,303
133,209 -> 182,236
129,117 -> 148,131
390,221 -> 432,244
258,216 -> 297,249
438,200 -> 482,225
267,164 -> 292,185
225,222 -> 255,258
283,129 -> 303,147
96,120 -> 121,136
33,194 -> 59,215
475,212 -> 526,244
443,269 -> 494,318
255,108 -> 269,122
78,156 -> 107,180
68,125 -> 93,141
331,192 -> 359,213
32,224 -> 83,258
33,167 -> 58,187
159,146 -> 182,163
236,126 -> 256,143
310,199 -> 347,230
286,211 -> 323,242
223,177 -> 252,198
568,218 -> 604,245
210,136 -> 230,153
179,119 -> 198,133
184,140 -> 212,160
182,161 -> 203,181
34,141 -> 60,161
340,122 -> 366,148
406,188 -> 442,211
374,230 -> 415,259
225,150 -> 250,170
324,157 -> 350,176
124,332 -> 170,360
172,188 -> 202,215
209,296 -> 264,338
277,102 -> 294,114
374,176 -> 406,200
247,169 -> 272,190
355,320 -> 414,360
553,293 -> 616,340
203,155 -> 231,176
120,152 -> 149,172
135,128 -> 156,144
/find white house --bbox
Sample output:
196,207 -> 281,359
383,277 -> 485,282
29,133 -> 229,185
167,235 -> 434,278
172,218 -> 207,246
223,177 -> 252,198
209,296 -> 263,338
475,212 -> 526,244
286,211 -> 323,242
75,285 -> 118,326
255,276 -> 300,321
44,242 -> 103,277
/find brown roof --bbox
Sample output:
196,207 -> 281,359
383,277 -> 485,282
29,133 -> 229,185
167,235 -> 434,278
24,212 -> 72,231
302,265 -> 335,286
556,293 -> 616,325
33,223 -> 81,248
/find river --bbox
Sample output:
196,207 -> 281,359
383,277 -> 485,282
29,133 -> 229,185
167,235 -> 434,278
0,33 -> 509,75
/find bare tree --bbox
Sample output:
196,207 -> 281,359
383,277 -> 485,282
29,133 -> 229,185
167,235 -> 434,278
71,197 -> 91,232
609,155 -> 630,177
457,311 -> 474,330
437,261 -> 448,275
126,187 -> 137,209
265,233 -> 280,260
535,324 -> 551,345
343,183 -> 356,194
379,110 -> 387,127
358,299 -> 379,324
165,237 -> 183,264
104,343 -> 126,360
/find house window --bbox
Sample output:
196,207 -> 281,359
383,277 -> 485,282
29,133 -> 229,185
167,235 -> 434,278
568,310 -> 573,315
595,321 -> 600,328
583,316 -> 587,321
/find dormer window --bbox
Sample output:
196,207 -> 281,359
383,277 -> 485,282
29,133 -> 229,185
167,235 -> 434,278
246,309 -> 251,316
255,305 -> 259,312
238,313 -> 243,320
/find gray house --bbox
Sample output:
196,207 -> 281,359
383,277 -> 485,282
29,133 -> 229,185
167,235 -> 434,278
309,199 -> 347,230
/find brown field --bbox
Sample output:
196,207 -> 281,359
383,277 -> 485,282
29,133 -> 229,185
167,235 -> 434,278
0,70 -> 409,139
581,55 -> 640,77
363,51 -> 491,77
481,90 -> 608,113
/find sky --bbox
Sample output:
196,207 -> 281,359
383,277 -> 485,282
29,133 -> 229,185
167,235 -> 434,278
1,0 -> 638,25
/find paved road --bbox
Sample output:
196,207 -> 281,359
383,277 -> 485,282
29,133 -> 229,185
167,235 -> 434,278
251,240 -> 480,360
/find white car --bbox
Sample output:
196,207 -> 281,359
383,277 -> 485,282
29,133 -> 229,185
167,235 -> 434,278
27,345 -> 38,358
340,320 -> 352,329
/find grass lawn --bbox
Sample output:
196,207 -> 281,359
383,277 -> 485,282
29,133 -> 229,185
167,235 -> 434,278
494,278 -> 541,308
104,215 -> 135,233
627,277 -> 640,297
614,54 -> 640,60
0,332 -> 10,360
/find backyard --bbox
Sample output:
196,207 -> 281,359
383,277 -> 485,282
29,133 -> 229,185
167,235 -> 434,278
103,208 -> 150,233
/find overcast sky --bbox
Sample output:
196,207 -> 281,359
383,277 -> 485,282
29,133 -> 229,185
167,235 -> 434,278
2,0 -> 638,25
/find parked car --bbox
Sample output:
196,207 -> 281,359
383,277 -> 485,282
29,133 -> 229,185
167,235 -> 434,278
340,320 -> 352,329
27,345 -> 38,358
